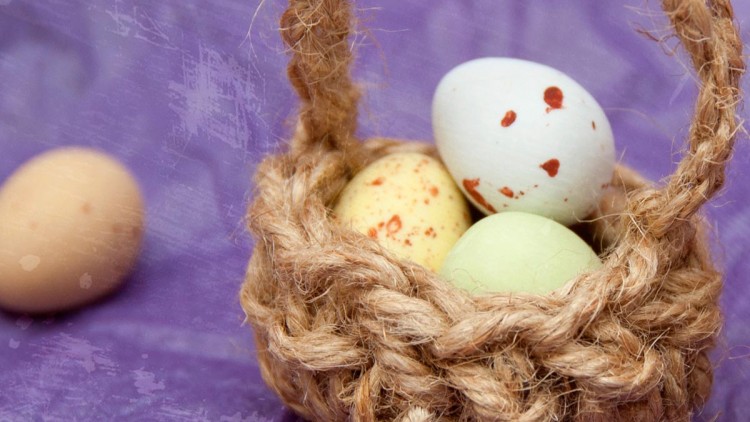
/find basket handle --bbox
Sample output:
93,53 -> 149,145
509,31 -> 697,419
624,0 -> 744,238
280,0 -> 363,167
279,0 -> 744,236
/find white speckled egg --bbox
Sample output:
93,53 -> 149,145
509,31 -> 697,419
0,147 -> 144,314
333,152 -> 471,272
433,57 -> 616,225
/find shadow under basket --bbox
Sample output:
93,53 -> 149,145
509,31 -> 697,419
241,0 -> 745,420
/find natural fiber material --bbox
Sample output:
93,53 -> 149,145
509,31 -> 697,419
241,0 -> 744,420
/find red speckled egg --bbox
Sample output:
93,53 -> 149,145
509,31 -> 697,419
333,152 -> 471,272
433,57 -> 615,225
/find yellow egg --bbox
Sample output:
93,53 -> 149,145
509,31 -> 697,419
0,147 -> 145,314
333,152 -> 471,272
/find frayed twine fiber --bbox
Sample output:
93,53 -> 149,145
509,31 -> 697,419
241,0 -> 745,420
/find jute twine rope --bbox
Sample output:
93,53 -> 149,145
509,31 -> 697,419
241,0 -> 745,420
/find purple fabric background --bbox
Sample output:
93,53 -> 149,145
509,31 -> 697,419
1,1 -> 748,420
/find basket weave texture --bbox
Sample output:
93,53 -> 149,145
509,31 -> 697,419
241,0 -> 745,420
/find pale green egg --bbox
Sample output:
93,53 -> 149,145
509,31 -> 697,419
440,211 -> 601,295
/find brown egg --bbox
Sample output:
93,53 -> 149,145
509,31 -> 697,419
0,147 -> 144,313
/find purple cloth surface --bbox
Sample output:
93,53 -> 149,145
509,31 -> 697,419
0,1 -> 748,420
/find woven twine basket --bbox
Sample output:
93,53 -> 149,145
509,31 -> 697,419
241,0 -> 745,420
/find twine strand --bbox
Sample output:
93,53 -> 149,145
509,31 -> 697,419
280,0 -> 363,169
628,0 -> 744,239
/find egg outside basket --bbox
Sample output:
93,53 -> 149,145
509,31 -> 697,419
241,0 -> 745,420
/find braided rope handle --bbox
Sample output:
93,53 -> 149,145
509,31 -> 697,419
279,0 -> 745,236
280,0 -> 363,168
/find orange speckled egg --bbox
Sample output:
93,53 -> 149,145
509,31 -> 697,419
433,58 -> 616,225
0,147 -> 144,314
333,152 -> 471,272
